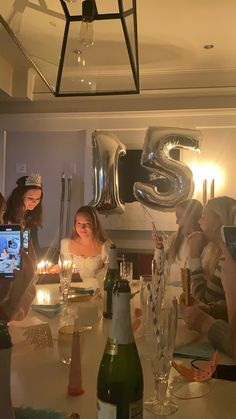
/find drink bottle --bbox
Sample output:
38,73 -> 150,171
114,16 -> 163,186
97,279 -> 143,418
103,243 -> 120,319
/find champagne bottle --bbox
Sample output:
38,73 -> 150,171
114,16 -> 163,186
103,243 -> 120,319
97,279 -> 143,418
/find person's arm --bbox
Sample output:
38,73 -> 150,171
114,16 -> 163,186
180,303 -> 234,358
188,233 -> 227,317
208,320 -> 234,358
189,258 -> 227,316
0,250 -> 37,321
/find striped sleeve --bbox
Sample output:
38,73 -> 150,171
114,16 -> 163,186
189,259 -> 227,320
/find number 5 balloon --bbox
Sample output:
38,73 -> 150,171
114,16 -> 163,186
90,130 -> 126,214
133,126 -> 201,210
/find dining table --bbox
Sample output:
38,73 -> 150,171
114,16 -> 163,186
9,282 -> 236,419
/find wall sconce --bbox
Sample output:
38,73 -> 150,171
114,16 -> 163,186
189,163 -> 224,204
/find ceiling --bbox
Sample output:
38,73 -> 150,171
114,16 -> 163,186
1,0 -> 236,113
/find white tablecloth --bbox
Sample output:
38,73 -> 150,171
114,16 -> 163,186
10,284 -> 236,419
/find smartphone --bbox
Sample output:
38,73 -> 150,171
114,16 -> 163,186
221,225 -> 236,261
0,224 -> 21,279
23,229 -> 29,254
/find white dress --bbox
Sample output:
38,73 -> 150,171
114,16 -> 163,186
60,239 -> 110,290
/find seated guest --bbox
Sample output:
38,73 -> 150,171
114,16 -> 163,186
153,199 -> 203,283
181,241 -> 236,359
4,174 -> 43,258
60,205 -> 111,287
187,196 -> 236,320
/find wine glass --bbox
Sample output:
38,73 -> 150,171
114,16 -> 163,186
120,259 -> 133,282
145,297 -> 178,416
59,253 -> 74,303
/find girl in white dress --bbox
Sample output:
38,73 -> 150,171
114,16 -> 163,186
60,205 -> 111,290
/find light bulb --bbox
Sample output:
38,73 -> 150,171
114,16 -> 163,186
79,21 -> 94,47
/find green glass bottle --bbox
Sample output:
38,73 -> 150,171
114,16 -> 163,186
103,243 -> 120,319
97,279 -> 143,418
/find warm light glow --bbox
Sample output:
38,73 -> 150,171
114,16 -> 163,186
189,163 -> 225,197
36,289 -> 51,305
37,260 -> 52,274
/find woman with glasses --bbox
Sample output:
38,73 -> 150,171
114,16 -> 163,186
60,205 -> 111,287
4,174 -> 43,258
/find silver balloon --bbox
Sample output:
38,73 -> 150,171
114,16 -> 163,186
90,130 -> 126,214
133,126 -> 202,211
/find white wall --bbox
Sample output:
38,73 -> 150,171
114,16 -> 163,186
1,108 -> 236,250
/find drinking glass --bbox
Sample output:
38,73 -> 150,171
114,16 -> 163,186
145,297 -> 178,416
58,324 -> 85,365
59,253 -> 74,302
58,324 -> 74,364
120,260 -> 133,282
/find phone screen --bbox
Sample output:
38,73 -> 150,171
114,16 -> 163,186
23,230 -> 29,253
222,226 -> 236,262
0,225 -> 21,279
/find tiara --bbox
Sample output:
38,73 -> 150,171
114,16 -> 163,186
25,173 -> 42,188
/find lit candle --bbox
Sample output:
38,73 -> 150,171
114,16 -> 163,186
210,179 -> 215,199
203,179 -> 207,205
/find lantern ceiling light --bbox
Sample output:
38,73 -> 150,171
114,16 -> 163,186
0,0 -> 139,96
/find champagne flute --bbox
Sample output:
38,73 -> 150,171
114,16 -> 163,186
59,253 -> 74,303
145,297 -> 178,416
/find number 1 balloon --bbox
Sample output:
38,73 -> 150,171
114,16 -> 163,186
90,130 -> 126,214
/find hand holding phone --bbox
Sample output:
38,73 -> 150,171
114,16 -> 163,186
0,225 -> 21,279
221,225 -> 236,262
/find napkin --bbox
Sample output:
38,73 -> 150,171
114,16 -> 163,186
31,302 -> 62,318
174,341 -> 215,360
14,406 -> 65,419
14,407 -> 80,419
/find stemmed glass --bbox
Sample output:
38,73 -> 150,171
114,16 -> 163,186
145,297 -> 178,416
59,253 -> 74,303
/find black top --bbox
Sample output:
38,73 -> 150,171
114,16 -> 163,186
29,225 -> 41,259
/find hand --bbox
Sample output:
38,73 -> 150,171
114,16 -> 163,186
2,250 -> 37,321
179,292 -> 197,307
188,231 -> 207,258
180,302 -> 214,335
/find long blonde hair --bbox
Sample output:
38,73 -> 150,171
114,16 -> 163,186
168,199 -> 203,264
203,196 -> 236,277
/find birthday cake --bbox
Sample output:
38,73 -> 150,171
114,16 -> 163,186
37,272 -> 82,284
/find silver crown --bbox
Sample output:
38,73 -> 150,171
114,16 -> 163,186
25,173 -> 42,187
